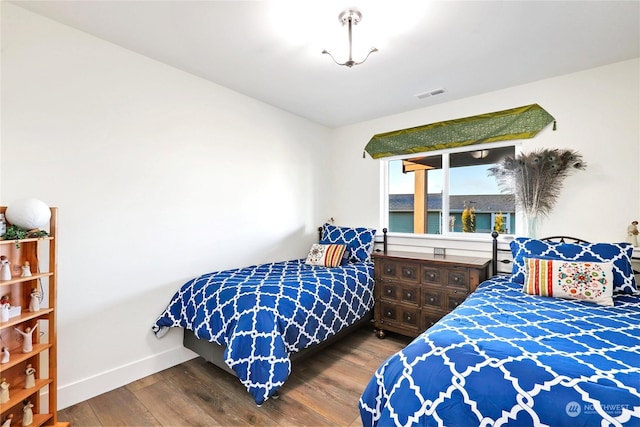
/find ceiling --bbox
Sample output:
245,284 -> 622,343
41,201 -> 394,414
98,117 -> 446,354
11,1 -> 640,128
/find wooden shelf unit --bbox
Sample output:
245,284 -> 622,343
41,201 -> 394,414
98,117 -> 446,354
0,207 -> 66,426
373,250 -> 490,339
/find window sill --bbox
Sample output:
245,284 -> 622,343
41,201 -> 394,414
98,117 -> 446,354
375,231 -> 513,258
382,231 -> 514,244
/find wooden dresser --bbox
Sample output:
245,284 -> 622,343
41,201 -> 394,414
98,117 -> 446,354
373,250 -> 490,338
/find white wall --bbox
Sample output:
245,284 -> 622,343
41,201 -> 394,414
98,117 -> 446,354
1,3 -> 331,408
329,59 -> 640,246
2,2 -> 639,411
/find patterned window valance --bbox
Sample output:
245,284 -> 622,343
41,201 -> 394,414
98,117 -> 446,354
364,104 -> 555,159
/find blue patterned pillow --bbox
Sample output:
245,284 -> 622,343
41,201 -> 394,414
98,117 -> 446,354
510,238 -> 637,294
320,223 -> 376,263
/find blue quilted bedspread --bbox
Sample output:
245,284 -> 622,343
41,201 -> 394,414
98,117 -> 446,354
360,276 -> 640,427
153,259 -> 374,405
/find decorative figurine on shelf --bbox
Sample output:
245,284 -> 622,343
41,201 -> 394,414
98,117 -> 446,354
24,364 -> 35,389
2,414 -> 13,427
0,256 -> 10,281
0,303 -> 9,323
1,347 -> 9,364
21,262 -> 32,278
0,378 -> 9,404
626,220 -> 639,247
22,400 -> 34,426
14,325 -> 37,353
1,294 -> 10,322
28,289 -> 40,312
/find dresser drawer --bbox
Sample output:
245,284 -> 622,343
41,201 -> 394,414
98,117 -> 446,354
376,301 -> 420,334
421,286 -> 443,310
447,290 -> 468,310
377,259 -> 421,284
423,266 -> 471,290
421,285 -> 469,311
422,309 -> 443,330
446,267 -> 470,290
377,280 -> 419,306
422,266 -> 442,285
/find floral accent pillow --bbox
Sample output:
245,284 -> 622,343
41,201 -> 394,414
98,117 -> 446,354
320,223 -> 376,263
510,238 -> 637,294
305,244 -> 347,267
523,258 -> 614,306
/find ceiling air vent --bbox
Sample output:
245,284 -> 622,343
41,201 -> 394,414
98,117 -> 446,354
415,88 -> 446,99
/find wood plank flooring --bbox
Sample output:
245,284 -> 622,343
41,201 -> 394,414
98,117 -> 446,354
58,326 -> 411,426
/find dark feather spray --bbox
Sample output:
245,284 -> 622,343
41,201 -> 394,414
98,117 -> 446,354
487,148 -> 586,219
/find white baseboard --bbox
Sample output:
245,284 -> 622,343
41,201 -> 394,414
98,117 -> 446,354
57,345 -> 197,410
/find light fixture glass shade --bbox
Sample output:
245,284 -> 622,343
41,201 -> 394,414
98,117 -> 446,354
471,150 -> 490,159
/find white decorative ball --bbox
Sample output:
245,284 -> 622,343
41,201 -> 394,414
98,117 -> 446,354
5,199 -> 51,230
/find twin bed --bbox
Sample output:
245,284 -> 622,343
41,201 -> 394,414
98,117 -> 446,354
360,235 -> 640,427
153,225 -> 639,426
152,223 -> 378,405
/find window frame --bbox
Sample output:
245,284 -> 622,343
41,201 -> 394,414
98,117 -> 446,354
380,141 -> 521,240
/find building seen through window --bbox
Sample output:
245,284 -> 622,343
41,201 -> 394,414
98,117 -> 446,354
386,145 -> 516,235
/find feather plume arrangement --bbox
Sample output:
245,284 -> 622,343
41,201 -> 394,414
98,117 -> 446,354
487,148 -> 586,219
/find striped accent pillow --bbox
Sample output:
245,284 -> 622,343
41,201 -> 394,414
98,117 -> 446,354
523,257 -> 614,306
305,244 -> 347,267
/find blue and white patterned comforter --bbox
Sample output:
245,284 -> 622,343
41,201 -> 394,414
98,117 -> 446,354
153,259 -> 374,405
360,276 -> 640,427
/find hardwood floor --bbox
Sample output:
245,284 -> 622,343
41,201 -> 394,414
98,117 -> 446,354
58,326 -> 411,426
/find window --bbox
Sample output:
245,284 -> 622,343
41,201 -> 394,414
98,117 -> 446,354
385,144 -> 516,236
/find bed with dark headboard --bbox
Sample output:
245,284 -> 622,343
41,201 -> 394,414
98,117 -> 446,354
360,234 -> 640,427
153,223 -> 383,405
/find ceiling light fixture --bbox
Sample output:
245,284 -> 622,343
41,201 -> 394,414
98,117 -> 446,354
322,8 -> 378,68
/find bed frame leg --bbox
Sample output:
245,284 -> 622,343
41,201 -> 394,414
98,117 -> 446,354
257,391 -> 280,407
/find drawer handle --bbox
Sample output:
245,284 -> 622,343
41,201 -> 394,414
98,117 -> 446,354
428,297 -> 435,303
386,289 -> 392,294
385,267 -> 394,274
427,273 -> 436,280
407,292 -> 412,298
407,315 -> 412,321
453,276 -> 460,283
386,311 -> 392,317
